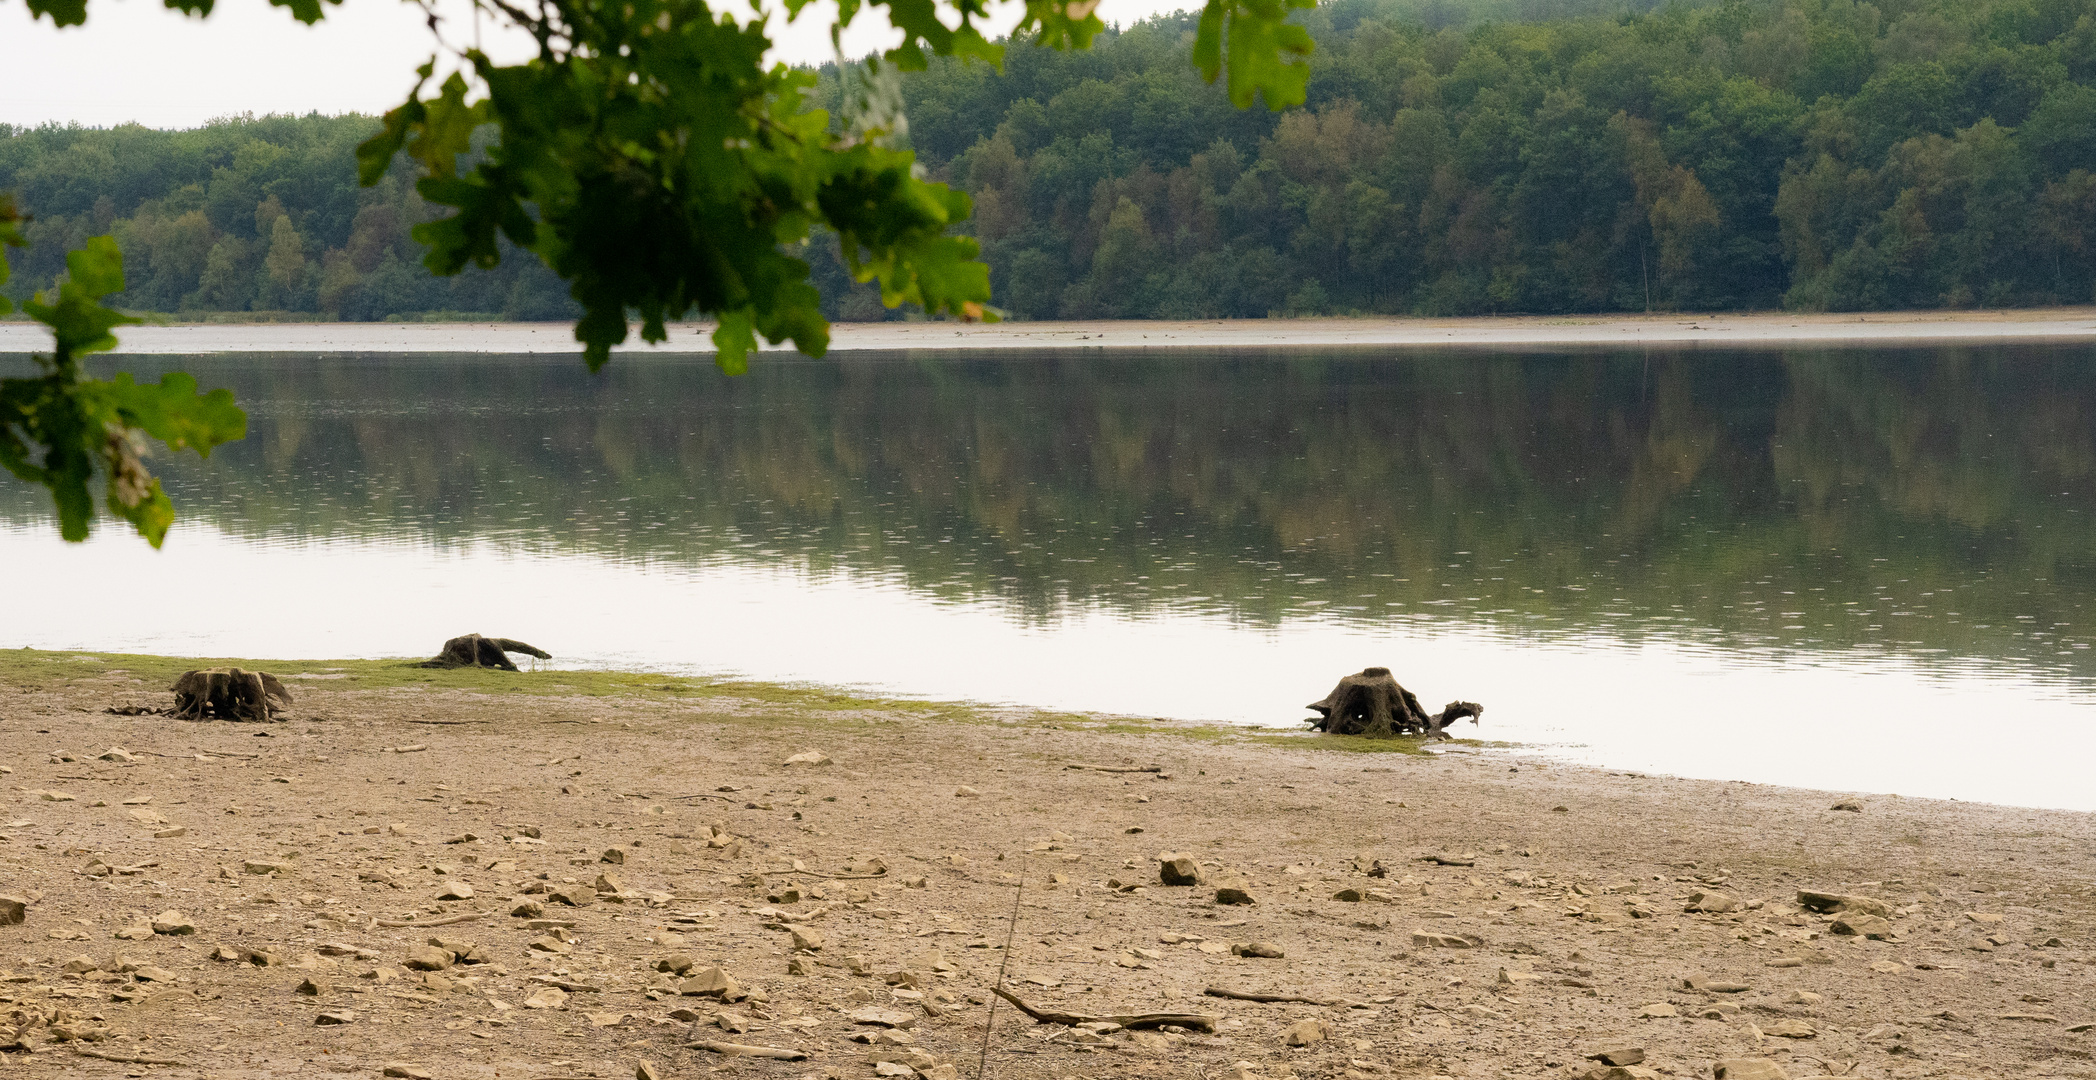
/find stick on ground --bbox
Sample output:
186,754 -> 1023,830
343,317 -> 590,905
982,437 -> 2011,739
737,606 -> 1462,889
1204,986 -> 1335,1006
688,1041 -> 807,1060
991,987 -> 1219,1033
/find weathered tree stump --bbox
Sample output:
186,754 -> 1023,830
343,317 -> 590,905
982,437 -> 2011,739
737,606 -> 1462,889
171,668 -> 293,722
421,633 -> 552,671
1305,667 -> 1483,739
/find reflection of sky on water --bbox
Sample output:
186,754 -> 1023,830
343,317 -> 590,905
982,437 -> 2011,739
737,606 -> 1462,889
9,523 -> 2094,812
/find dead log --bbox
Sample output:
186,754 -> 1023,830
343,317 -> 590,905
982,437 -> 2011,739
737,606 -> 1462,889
1306,668 -> 1482,739
420,633 -> 552,671
1305,667 -> 1432,737
992,987 -> 1218,1032
1426,700 -> 1484,740
170,668 -> 292,722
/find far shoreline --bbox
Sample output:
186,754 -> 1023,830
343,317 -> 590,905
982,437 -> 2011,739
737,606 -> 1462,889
7,306 -> 2096,354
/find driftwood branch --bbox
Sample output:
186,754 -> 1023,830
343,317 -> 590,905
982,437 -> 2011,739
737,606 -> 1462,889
1204,986 -> 1335,1006
71,1048 -> 194,1067
688,1040 -> 807,1060
171,668 -> 292,723
992,987 -> 1218,1033
1064,764 -> 1162,774
375,911 -> 484,928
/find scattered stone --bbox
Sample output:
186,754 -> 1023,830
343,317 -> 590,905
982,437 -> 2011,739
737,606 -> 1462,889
1796,891 -> 1891,918
1413,931 -> 1480,949
405,945 -> 454,971
1685,977 -> 1751,993
635,1062 -> 663,1080
1160,857 -> 1201,886
1963,911 -> 2005,924
383,1065 -> 433,1080
548,885 -> 595,907
154,827 -> 187,838
848,1006 -> 918,1029
1216,887 -> 1255,905
656,953 -> 696,975
511,901 -> 544,918
1685,890 -> 1741,913
600,846 -> 627,864
244,859 -> 294,876
1233,942 -> 1285,958
790,927 -> 825,952
0,894 -> 25,926
1868,959 -> 1905,973
529,935 -> 573,954
1782,990 -> 1823,1006
1765,1019 -> 1816,1038
1829,800 -> 1862,812
150,910 -> 195,935
680,966 -> 745,1001
436,883 -> 474,901
131,964 -> 177,982
295,975 -> 330,995
1712,1060 -> 1788,1080
1333,888 -> 1364,902
523,987 -> 568,1009
1586,1045 -> 1645,1067
313,1010 -> 357,1026
1282,1018 -> 1332,1046
955,786 -> 980,797
783,751 -> 833,766
1637,1003 -> 1677,1018
1830,914 -> 1895,940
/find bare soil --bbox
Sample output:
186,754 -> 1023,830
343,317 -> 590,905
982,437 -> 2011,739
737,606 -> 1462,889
3,666 -> 2093,1080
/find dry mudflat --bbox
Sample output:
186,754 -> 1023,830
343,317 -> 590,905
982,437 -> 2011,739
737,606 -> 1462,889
2,653 -> 2094,1080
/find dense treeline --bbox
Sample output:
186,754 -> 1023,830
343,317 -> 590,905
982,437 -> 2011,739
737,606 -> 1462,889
0,115 -> 580,320
8,0 -> 2096,319
849,0 -> 2096,315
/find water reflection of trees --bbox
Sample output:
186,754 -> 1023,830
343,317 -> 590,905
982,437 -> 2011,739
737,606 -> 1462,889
7,345 -> 2093,672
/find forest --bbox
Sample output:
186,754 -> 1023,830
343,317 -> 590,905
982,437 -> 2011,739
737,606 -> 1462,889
5,0 -> 2096,319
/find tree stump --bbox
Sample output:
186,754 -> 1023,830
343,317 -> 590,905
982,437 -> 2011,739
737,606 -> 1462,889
421,633 -> 552,671
1306,667 -> 1431,737
171,668 -> 293,722
1306,668 -> 1483,739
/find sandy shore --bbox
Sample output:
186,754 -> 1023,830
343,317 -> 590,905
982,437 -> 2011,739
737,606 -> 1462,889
2,652 -> 2091,1080
6,309 -> 2096,355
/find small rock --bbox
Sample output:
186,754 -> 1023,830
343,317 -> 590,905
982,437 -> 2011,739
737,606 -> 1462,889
680,966 -> 745,1001
1830,914 -> 1895,940
600,846 -> 627,865
635,1062 -> 663,1080
1829,800 -> 1862,812
548,885 -> 594,907
656,953 -> 696,975
313,1009 -> 357,1025
529,936 -> 573,954
114,922 -> 154,940
154,827 -> 187,838
1233,942 -> 1285,958
0,894 -> 25,925
382,1065 -> 433,1080
1215,887 -> 1255,905
437,883 -> 475,901
1781,990 -> 1823,1005
131,965 -> 177,982
1412,931 -> 1479,949
1796,891 -> 1890,918
405,945 -> 455,971
955,786 -> 980,797
1282,1018 -> 1332,1046
150,910 -> 195,935
1963,911 -> 2005,924
848,1006 -> 918,1029
1765,1019 -> 1816,1038
1684,977 -> 1751,994
1332,888 -> 1363,902
1586,1045 -> 1645,1067
1636,1003 -> 1677,1018
790,927 -> 825,952
511,901 -> 544,918
1160,857 -> 1201,886
524,986 -> 568,1009
1712,1060 -> 1788,1080
783,751 -> 833,766
1684,890 -> 1740,913
244,860 -> 294,876
296,977 -> 330,995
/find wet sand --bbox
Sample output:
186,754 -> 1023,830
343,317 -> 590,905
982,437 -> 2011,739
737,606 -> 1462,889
7,308 -> 2096,355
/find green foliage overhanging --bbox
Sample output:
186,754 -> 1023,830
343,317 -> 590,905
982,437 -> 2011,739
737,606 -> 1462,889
0,0 -> 1318,545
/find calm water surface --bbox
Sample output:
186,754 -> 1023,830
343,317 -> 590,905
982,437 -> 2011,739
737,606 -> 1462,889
5,346 -> 2094,809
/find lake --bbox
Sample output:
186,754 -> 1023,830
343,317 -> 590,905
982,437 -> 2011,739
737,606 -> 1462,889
5,344 -> 2094,810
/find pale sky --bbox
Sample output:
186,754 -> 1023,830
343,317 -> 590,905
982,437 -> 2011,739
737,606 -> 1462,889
3,0 -> 1199,129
